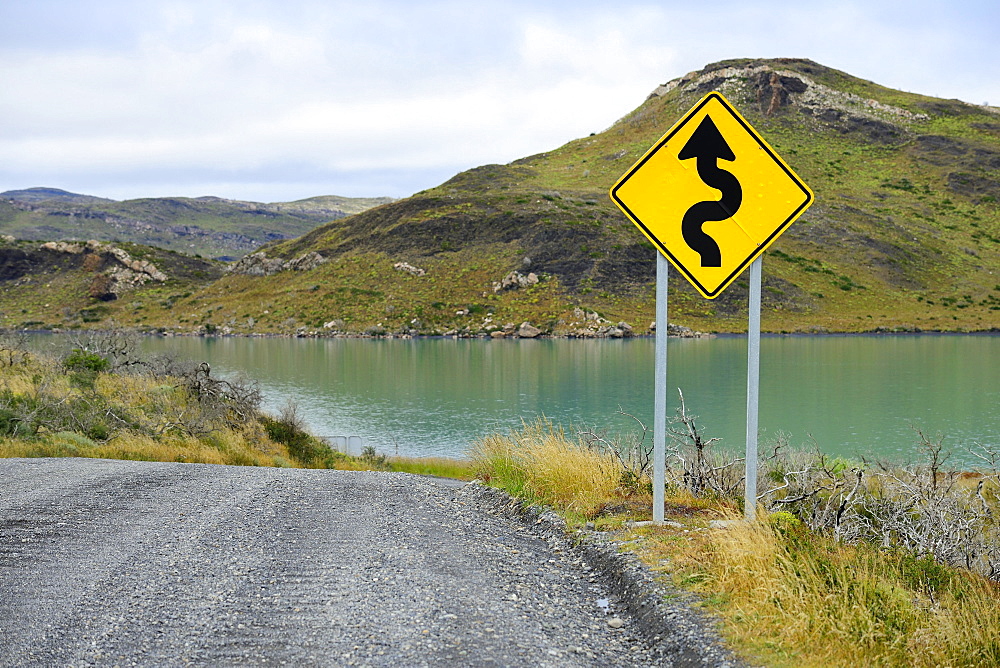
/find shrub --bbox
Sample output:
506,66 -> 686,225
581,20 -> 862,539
262,402 -> 334,467
63,349 -> 110,373
0,407 -> 29,437
360,444 -> 389,469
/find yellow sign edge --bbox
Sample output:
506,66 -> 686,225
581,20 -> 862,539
609,91 -> 815,299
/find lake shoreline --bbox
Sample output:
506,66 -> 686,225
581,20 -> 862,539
23,325 -> 1000,341
23,331 -> 999,463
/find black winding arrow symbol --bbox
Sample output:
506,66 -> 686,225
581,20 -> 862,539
677,115 -> 742,267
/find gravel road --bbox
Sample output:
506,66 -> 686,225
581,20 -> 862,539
0,458 -> 671,667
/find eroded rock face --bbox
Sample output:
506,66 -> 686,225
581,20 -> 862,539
755,71 -> 809,115
645,60 -> 927,144
39,239 -> 168,299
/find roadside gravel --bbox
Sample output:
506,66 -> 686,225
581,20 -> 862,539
0,458 -> 738,666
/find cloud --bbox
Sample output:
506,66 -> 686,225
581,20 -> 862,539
1,1 -> 997,200
0,3 -> 681,198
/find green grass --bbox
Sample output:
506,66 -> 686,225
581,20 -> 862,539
388,456 -> 476,480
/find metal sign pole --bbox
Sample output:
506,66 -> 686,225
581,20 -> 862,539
744,256 -> 762,521
653,254 -> 668,524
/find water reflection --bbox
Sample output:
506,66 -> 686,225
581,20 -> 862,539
113,334 -> 1000,465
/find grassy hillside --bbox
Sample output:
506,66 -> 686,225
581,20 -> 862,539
0,189 -> 394,260
3,58 -> 999,335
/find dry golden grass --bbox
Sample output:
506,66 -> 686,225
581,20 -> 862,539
636,512 -> 1000,667
470,419 -> 622,516
0,428 -> 296,468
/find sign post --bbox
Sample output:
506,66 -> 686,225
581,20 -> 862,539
652,254 -> 668,524
610,92 -> 813,522
744,256 -> 762,520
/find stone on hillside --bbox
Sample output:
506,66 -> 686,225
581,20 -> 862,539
393,261 -> 426,276
492,270 -> 538,293
517,322 -> 541,338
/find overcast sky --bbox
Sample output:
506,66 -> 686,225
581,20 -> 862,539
1,0 -> 997,203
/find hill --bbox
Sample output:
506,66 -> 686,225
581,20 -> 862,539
2,58 -> 999,336
0,190 -> 394,260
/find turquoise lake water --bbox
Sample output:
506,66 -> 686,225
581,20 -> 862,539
110,334 -> 1000,465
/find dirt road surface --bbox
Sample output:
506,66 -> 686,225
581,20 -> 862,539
0,458 -> 667,666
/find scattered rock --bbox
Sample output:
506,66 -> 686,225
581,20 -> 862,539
393,261 -> 426,276
607,617 -> 624,629
651,323 -> 714,338
0,234 -> 14,243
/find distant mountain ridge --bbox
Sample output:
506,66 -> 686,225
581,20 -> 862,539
2,58 -> 998,335
2,187 -> 115,206
0,189 -> 395,259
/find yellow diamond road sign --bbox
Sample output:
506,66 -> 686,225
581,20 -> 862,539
610,92 -> 813,299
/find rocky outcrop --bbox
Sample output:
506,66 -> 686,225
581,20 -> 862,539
38,239 -> 168,300
644,60 -> 927,144
283,251 -> 328,272
226,252 -> 285,276
40,241 -> 85,254
492,270 -> 539,293
226,251 -> 328,276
